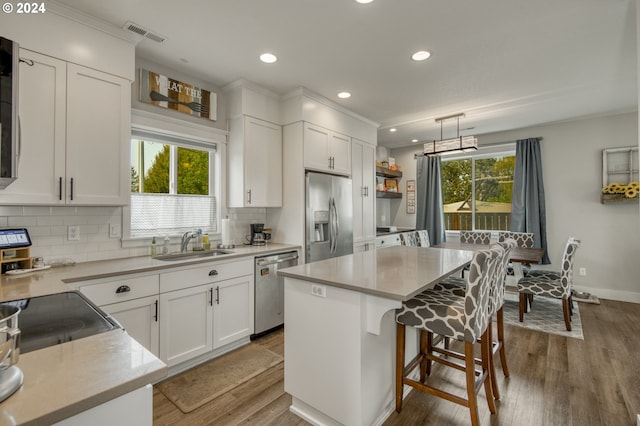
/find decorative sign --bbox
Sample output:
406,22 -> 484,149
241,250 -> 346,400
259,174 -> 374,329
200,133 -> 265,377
406,180 -> 416,214
139,69 -> 217,121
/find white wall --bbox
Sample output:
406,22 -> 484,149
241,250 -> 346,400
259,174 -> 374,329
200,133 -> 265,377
390,112 -> 640,302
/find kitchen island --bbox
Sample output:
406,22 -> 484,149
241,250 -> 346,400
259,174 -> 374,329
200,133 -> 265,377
279,245 -> 473,426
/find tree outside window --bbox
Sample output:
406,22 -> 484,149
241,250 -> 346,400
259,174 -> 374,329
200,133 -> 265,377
441,155 -> 515,231
130,139 -> 216,238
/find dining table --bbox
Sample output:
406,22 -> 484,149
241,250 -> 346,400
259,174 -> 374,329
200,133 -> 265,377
433,241 -> 545,283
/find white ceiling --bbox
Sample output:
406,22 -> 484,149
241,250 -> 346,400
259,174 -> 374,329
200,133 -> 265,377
55,0 -> 637,149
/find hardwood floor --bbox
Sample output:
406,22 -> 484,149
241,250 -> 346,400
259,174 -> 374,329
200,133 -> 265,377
153,299 -> 640,425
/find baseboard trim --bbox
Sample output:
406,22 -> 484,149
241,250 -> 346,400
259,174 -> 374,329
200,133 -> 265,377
573,286 -> 640,304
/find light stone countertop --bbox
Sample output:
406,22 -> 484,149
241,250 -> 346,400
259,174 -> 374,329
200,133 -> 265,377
0,242 -> 299,425
279,245 -> 474,301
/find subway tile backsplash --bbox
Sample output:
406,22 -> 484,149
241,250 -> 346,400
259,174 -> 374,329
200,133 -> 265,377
0,206 -> 269,264
1,206 -> 125,263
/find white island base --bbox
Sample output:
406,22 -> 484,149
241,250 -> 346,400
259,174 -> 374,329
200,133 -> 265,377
284,278 -> 420,426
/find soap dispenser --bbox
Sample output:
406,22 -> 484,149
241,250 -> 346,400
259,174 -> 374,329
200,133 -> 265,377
162,236 -> 170,254
150,237 -> 157,256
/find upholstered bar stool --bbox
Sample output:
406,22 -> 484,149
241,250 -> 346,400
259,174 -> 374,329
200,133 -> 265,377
517,238 -> 580,331
416,230 -> 430,247
399,231 -> 419,246
433,239 -> 516,400
395,246 -> 502,426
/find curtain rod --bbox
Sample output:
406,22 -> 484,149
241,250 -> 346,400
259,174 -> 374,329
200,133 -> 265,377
413,137 -> 543,158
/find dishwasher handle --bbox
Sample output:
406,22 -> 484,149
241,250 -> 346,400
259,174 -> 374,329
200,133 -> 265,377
256,254 -> 299,267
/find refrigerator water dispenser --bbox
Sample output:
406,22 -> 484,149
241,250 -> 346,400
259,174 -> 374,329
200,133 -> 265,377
313,211 -> 329,242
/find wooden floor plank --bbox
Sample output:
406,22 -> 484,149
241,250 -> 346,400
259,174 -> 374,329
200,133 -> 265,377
153,299 -> 640,426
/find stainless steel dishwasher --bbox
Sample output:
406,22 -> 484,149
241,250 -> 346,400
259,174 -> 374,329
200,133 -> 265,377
253,251 -> 298,337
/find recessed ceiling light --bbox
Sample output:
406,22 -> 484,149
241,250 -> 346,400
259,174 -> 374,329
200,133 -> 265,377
390,128 -> 397,132
355,0 -> 375,3
259,53 -> 277,64
412,139 -> 418,143
411,50 -> 432,61
338,92 -> 351,99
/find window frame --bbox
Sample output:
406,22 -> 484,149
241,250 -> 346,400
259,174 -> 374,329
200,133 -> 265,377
441,146 -> 516,235
122,111 -> 226,246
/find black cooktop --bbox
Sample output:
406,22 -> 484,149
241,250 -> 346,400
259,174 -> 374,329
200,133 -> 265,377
0,291 -> 120,354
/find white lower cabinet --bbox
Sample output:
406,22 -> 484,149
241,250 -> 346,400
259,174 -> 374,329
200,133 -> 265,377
77,258 -> 255,369
213,275 -> 254,348
354,240 -> 375,253
158,258 -> 254,367
159,284 -> 214,366
101,296 -> 160,358
78,274 -> 160,358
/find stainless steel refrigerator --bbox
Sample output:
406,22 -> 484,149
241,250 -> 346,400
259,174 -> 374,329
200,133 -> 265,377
306,171 -> 353,263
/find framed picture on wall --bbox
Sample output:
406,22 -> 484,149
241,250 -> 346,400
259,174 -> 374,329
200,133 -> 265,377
406,180 -> 416,214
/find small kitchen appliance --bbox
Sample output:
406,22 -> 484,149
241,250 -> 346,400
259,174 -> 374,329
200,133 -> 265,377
249,223 -> 266,246
0,304 -> 23,403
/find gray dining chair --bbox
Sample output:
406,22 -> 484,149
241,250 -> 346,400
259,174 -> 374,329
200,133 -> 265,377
460,230 -> 492,245
517,238 -> 581,331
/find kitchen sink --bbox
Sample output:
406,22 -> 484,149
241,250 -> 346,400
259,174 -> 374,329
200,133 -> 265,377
154,250 -> 234,261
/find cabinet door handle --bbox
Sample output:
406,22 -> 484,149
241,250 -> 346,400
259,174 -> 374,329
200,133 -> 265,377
58,177 -> 63,201
247,189 -> 252,204
209,287 -> 213,306
208,270 -> 218,276
70,177 -> 74,201
215,286 -> 220,304
153,300 -> 158,322
115,285 -> 131,294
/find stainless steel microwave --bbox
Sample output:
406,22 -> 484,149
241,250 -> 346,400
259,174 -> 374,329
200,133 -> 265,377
0,36 -> 19,189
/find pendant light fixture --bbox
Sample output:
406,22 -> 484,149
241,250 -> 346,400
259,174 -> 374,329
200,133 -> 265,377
424,113 -> 477,156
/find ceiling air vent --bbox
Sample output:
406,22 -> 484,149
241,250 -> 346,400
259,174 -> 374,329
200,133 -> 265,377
123,21 -> 166,43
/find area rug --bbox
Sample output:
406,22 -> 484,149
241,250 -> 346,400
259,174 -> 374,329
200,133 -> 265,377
156,344 -> 284,413
502,291 -> 584,340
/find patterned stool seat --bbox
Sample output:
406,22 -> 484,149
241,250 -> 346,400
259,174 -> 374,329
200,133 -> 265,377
433,277 -> 465,297
518,275 -> 567,298
524,269 -> 561,280
396,290 -> 466,340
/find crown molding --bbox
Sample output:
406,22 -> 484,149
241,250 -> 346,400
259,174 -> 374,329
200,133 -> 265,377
47,0 -> 142,44
282,87 -> 380,128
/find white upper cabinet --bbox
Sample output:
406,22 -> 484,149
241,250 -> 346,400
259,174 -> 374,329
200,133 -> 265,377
3,49 -> 131,205
228,116 -> 282,207
66,64 -> 130,205
352,139 -> 376,244
3,50 -> 66,204
225,81 -> 283,208
303,123 -> 351,175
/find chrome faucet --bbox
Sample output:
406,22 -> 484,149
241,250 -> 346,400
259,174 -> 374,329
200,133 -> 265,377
181,231 -> 197,253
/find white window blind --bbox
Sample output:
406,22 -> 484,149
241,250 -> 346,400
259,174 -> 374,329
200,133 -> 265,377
130,127 -> 218,239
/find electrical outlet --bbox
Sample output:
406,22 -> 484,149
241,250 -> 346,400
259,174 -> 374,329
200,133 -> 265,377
311,284 -> 326,298
579,267 -> 586,276
67,226 -> 80,241
109,224 -> 121,238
